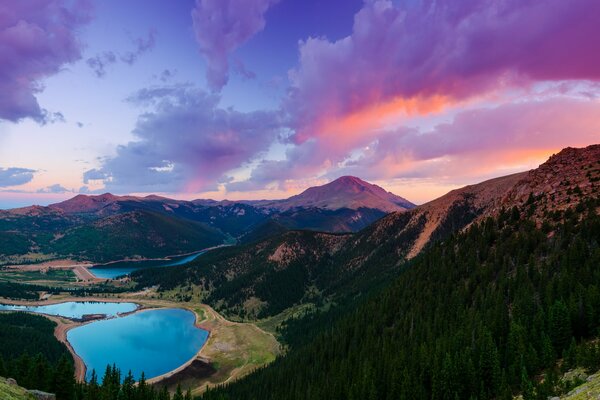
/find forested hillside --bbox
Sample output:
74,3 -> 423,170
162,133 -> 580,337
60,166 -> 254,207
134,146 -> 600,323
201,195 -> 600,399
0,313 -> 75,399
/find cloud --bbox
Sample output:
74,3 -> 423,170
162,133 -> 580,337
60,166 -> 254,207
84,85 -> 283,193
157,69 -> 175,83
120,29 -> 157,65
230,98 -> 600,190
86,51 -> 117,78
332,98 -> 600,181
233,59 -> 257,80
191,0 -> 278,91
86,30 -> 156,77
37,184 -> 70,193
0,168 -> 36,187
285,0 -> 600,144
227,0 -> 600,192
0,0 -> 92,122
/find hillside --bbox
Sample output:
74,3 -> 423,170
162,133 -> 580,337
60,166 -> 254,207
133,230 -> 353,318
50,210 -> 225,262
0,378 -> 35,400
133,145 -> 600,320
201,178 -> 600,399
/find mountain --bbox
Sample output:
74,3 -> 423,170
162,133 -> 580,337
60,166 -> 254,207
0,177 -> 414,263
200,184 -> 600,400
266,176 -> 415,212
44,176 -> 414,235
133,144 -> 600,319
49,193 -> 137,214
50,210 -> 225,263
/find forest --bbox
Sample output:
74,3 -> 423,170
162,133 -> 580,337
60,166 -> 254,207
200,198 -> 600,399
0,312 -> 195,400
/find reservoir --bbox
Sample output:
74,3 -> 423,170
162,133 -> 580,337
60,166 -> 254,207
90,251 -> 205,279
0,301 -> 138,319
67,308 -> 208,381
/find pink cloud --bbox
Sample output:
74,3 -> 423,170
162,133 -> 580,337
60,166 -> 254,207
338,98 -> 600,181
285,0 -> 600,143
0,0 -> 92,122
192,0 -> 278,91
231,97 -> 600,192
228,0 -> 600,193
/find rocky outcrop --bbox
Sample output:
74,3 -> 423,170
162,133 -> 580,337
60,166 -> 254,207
27,390 -> 55,400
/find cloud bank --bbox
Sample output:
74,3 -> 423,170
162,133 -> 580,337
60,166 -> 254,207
228,0 -> 600,191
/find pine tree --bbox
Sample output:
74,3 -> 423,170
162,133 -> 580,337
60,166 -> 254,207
52,354 -> 75,400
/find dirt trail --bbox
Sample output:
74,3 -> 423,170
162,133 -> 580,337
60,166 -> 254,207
46,315 -> 86,381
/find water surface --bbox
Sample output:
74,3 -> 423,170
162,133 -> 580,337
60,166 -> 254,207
90,251 -> 205,279
0,301 -> 138,319
67,308 -> 208,380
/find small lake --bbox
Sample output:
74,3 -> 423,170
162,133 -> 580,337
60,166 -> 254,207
0,301 -> 138,319
68,308 -> 208,381
90,251 -> 205,279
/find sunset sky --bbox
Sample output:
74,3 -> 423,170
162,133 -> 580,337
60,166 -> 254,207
1,0 -> 599,208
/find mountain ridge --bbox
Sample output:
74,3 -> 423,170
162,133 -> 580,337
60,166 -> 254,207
132,144 -> 600,319
39,175 -> 415,215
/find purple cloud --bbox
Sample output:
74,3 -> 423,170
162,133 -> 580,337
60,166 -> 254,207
227,0 -> 600,192
0,168 -> 36,187
191,0 -> 278,91
285,0 -> 600,142
84,85 -> 283,193
0,0 -> 92,122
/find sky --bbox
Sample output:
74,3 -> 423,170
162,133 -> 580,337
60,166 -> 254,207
0,0 -> 599,209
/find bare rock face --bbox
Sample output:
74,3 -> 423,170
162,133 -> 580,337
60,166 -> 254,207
27,390 -> 56,400
6,377 -> 17,385
28,390 -> 56,400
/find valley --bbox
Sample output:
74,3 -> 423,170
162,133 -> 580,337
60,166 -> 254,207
0,145 -> 599,399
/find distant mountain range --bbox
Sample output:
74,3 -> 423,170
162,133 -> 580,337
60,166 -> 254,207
132,144 -> 600,318
0,176 -> 415,263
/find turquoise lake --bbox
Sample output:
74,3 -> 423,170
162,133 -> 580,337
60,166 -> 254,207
67,308 -> 208,381
0,301 -> 138,319
90,251 -> 205,279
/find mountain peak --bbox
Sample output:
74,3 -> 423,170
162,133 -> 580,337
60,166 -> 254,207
273,176 -> 415,212
332,175 -> 369,185
50,192 -> 133,213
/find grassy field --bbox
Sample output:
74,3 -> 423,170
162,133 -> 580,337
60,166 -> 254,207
0,269 -> 76,283
256,302 -> 317,335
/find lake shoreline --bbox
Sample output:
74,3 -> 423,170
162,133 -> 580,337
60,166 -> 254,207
0,295 -> 280,393
0,299 -> 147,382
